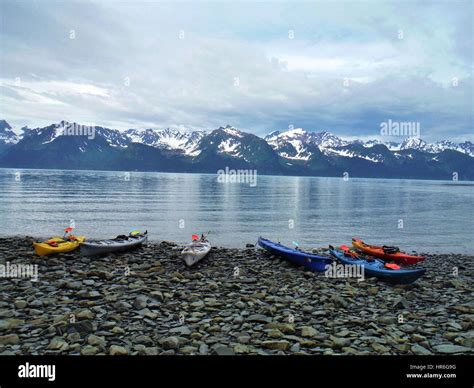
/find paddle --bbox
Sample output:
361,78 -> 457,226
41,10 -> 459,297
340,244 -> 358,258
63,226 -> 74,239
192,231 -> 211,242
292,241 -> 301,251
47,226 -> 74,246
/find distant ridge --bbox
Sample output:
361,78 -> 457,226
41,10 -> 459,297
0,120 -> 473,180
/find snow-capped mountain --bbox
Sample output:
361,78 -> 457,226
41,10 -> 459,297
457,141 -> 474,156
386,138 -> 474,156
194,125 -> 280,171
429,140 -> 474,156
0,119 -> 473,180
20,122 -> 64,144
0,120 -> 206,155
0,120 -> 20,145
265,128 -> 348,161
125,127 -> 206,155
93,126 -> 130,148
264,128 -> 474,159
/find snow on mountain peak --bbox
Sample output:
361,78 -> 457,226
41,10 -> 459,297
265,130 -> 280,139
124,127 -> 206,154
219,125 -> 244,138
1,119 -> 473,161
400,137 -> 428,151
0,120 -> 12,130
0,120 -> 20,144
283,127 -> 306,136
265,128 -> 316,161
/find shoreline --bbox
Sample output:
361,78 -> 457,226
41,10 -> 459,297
2,166 -> 474,184
0,237 -> 472,355
0,235 -> 472,256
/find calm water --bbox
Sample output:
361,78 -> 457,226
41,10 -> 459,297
0,168 -> 473,253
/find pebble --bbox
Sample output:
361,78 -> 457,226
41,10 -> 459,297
432,344 -> 471,354
247,314 -> 271,323
0,238 -> 471,356
133,295 -> 148,310
87,335 -> 106,347
301,326 -> 317,338
109,345 -> 128,356
48,337 -> 69,351
81,345 -> 98,355
234,344 -> 249,354
329,335 -> 351,349
411,344 -> 432,355
262,340 -> 290,351
14,300 -> 27,309
159,336 -> 180,350
77,309 -> 95,320
0,318 -> 24,330
0,334 -> 20,345
169,326 -> 191,336
214,346 -> 235,355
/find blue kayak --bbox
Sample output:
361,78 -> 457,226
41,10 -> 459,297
329,247 -> 425,284
258,237 -> 333,272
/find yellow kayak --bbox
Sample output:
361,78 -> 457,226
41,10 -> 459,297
34,236 -> 86,256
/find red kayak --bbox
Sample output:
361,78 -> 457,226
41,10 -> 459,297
352,237 -> 425,265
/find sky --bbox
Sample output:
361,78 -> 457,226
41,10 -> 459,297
0,0 -> 472,141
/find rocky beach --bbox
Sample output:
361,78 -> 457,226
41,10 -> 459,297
0,237 -> 472,356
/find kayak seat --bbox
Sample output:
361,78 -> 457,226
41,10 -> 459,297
114,235 -> 129,241
382,245 -> 400,254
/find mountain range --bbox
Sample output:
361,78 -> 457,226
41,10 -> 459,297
0,120 -> 473,180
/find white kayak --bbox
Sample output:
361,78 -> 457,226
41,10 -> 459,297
181,241 -> 211,267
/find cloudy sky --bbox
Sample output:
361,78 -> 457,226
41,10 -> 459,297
0,0 -> 472,141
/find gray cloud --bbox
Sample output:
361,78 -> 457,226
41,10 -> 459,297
0,1 -> 472,141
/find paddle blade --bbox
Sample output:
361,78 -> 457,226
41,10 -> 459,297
64,227 -> 73,233
385,263 -> 401,270
292,241 -> 299,247
192,234 -> 199,241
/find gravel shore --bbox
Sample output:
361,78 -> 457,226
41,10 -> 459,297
0,237 -> 472,355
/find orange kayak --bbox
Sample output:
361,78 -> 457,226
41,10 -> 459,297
352,238 -> 425,265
